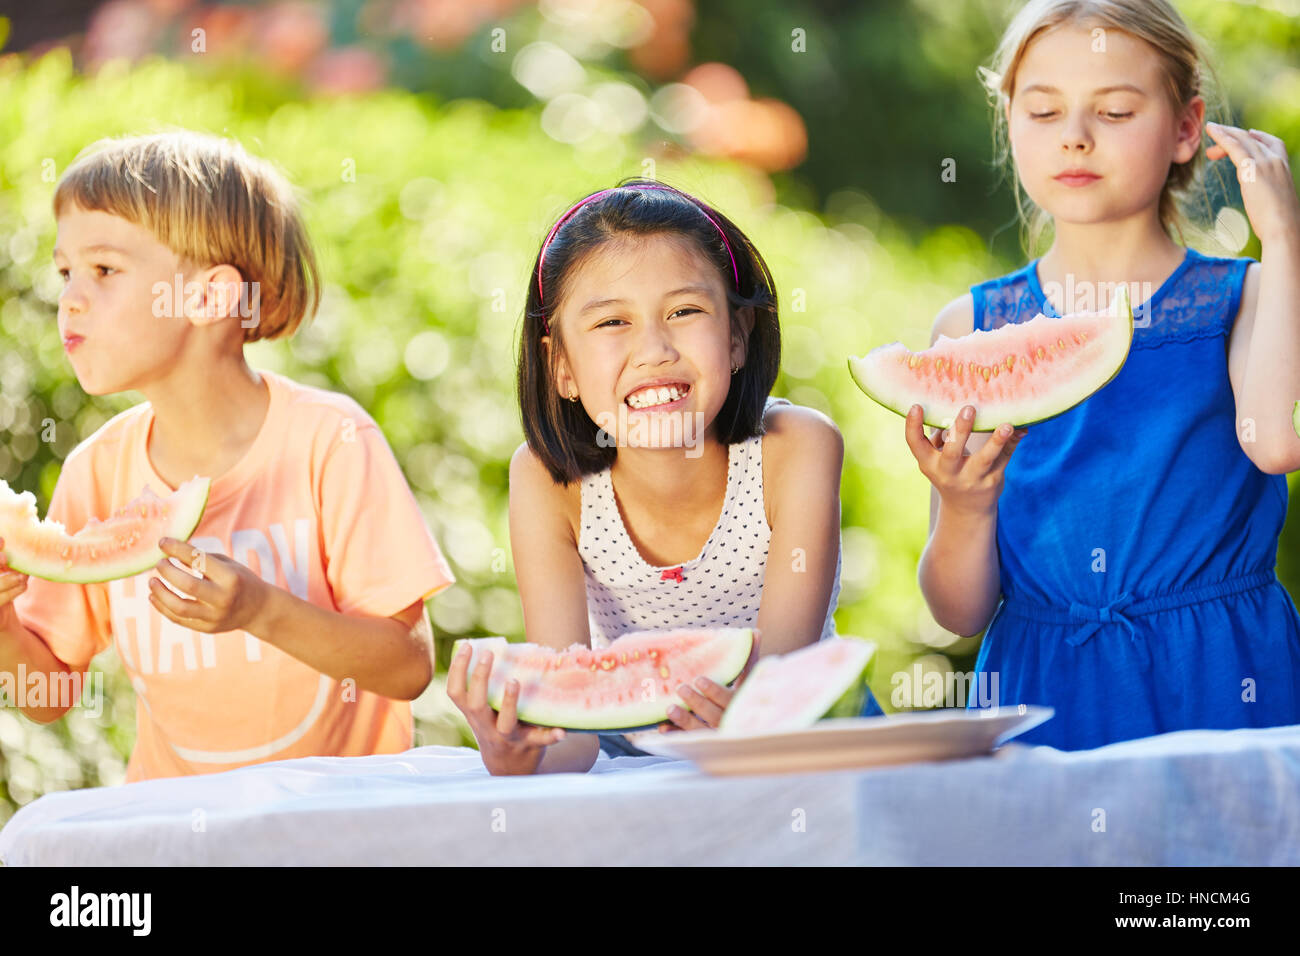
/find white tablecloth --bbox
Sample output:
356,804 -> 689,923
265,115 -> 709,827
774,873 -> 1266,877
3,724 -> 1300,865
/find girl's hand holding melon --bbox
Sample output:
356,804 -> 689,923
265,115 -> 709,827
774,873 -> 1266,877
659,629 -> 760,732
447,642 -> 567,775
904,404 -> 1026,518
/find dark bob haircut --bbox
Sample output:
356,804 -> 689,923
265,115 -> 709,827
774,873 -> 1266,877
518,179 -> 781,486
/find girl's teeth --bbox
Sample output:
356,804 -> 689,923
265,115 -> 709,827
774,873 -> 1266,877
629,385 -> 686,408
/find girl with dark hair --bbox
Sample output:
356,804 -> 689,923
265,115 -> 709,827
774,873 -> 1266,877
448,180 -> 883,774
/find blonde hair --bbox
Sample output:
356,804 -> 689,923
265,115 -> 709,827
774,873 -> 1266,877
981,0 -> 1229,256
53,130 -> 320,342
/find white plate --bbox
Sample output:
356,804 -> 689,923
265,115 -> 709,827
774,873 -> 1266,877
633,706 -> 1053,776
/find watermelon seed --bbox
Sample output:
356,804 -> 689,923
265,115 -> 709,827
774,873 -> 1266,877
659,666 -> 670,679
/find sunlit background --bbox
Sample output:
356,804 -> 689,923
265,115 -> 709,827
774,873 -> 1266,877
1,0 -> 1298,821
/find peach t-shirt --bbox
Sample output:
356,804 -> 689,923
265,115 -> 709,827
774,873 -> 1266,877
16,370 -> 455,782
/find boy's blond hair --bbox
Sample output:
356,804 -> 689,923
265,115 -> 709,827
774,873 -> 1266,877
53,130 -> 320,342
981,0 -> 1230,256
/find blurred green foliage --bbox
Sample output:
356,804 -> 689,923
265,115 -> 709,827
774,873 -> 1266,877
1,0 -> 1299,822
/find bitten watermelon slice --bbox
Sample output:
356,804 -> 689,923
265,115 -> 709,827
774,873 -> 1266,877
848,284 -> 1133,432
719,637 -> 876,735
453,628 -> 755,731
0,477 -> 211,584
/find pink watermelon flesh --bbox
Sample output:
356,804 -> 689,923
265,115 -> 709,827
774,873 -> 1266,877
848,284 -> 1132,432
0,477 -> 211,584
719,637 -> 876,735
454,628 -> 755,731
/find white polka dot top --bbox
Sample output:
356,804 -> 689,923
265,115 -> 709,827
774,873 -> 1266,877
578,397 -> 842,649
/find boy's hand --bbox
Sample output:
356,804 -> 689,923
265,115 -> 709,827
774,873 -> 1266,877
659,629 -> 761,732
904,404 -> 1026,518
148,537 -> 272,634
0,538 -> 29,626
447,643 -> 566,775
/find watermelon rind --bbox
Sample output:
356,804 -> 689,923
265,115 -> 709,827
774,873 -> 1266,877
848,283 -> 1133,432
0,476 -> 211,584
453,628 -> 755,731
718,636 -> 876,736
1293,400 -> 1299,439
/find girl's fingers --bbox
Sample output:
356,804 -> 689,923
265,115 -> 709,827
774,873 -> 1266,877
521,725 -> 565,748
903,405 -> 938,470
446,643 -> 471,705
467,648 -> 494,712
1206,123 -> 1263,169
969,422 -> 1019,474
938,407 -> 975,469
496,678 -> 521,734
667,700 -> 710,731
987,427 -> 1028,476
1246,128 -> 1288,158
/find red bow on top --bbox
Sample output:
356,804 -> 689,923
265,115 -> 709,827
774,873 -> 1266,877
660,566 -> 684,583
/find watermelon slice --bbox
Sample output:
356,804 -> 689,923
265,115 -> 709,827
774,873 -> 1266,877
0,477 -> 211,584
719,637 -> 876,735
848,284 -> 1133,432
453,628 -> 755,731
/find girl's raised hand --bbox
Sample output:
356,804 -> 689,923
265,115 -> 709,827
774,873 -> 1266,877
1205,123 -> 1300,246
446,642 -> 566,775
904,404 -> 1026,517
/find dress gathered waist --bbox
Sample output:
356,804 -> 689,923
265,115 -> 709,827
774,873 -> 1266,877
997,569 -> 1277,671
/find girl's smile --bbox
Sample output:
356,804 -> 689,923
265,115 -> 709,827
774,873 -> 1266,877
624,380 -> 692,411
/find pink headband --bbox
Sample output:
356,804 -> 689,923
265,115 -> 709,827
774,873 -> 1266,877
538,184 -> 740,334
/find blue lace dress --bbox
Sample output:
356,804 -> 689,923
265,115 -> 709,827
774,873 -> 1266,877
966,247 -> 1300,750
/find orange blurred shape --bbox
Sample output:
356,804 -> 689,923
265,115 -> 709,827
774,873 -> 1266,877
307,45 -> 389,95
628,0 -> 694,80
178,5 -> 258,58
255,2 -> 330,75
144,0 -> 198,14
396,0 -> 530,51
690,98 -> 807,171
681,62 -> 747,104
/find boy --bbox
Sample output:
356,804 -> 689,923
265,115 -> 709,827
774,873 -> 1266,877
0,131 -> 454,781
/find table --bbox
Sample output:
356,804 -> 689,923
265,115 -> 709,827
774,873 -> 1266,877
3,724 -> 1299,865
